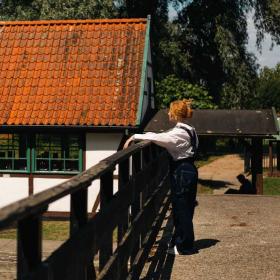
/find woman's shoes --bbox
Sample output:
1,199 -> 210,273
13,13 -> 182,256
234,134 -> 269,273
167,245 -> 198,255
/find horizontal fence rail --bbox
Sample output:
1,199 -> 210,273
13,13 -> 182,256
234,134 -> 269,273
0,141 -> 171,280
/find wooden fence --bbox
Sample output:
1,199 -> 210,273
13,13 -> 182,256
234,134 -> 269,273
263,140 -> 280,176
0,141 -> 171,280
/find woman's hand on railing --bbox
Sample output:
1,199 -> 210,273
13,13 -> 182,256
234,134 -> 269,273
123,136 -> 134,149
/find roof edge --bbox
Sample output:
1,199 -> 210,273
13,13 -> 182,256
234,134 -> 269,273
136,15 -> 151,125
0,18 -> 147,26
0,125 -> 140,132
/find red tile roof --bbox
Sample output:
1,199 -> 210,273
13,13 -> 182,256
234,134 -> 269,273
0,18 -> 148,126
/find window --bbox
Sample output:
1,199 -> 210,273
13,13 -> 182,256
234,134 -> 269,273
34,134 -> 82,173
0,134 -> 29,172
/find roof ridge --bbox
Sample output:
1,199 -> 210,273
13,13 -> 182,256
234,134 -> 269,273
0,18 -> 147,26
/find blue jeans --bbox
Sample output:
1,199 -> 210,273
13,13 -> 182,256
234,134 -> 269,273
170,161 -> 198,253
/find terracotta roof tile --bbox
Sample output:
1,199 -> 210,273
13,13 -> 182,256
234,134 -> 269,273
0,18 -> 148,126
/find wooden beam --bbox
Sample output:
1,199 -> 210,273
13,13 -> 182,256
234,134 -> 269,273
251,138 -> 263,194
99,170 -> 114,272
268,140 -> 273,177
17,214 -> 42,279
277,141 -> 280,176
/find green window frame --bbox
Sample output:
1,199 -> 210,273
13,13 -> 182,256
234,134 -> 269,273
0,134 -> 30,173
33,134 -> 83,174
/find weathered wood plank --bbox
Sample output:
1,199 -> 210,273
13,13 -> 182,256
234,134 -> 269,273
252,138 -> 263,194
98,174 -> 170,280
70,188 -> 88,237
0,142 -> 153,229
17,214 -> 43,280
0,141 -> 170,280
99,170 -> 114,272
130,152 -> 141,264
128,184 -> 171,280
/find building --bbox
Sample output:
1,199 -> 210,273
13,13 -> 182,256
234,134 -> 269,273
0,17 -> 154,213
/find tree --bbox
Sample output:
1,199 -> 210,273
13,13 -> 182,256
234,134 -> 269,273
1,0 -> 280,110
174,0 -> 258,108
118,0 -> 178,81
155,75 -> 217,109
0,0 -> 117,20
254,64 -> 280,111
254,0 -> 280,46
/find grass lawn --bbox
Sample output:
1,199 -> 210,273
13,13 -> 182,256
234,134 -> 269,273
0,220 -> 119,241
0,221 -> 69,240
197,184 -> 214,194
263,177 -> 280,195
195,155 -> 220,169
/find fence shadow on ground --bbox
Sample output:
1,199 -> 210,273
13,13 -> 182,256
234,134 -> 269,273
141,212 -> 175,280
141,212 -> 221,280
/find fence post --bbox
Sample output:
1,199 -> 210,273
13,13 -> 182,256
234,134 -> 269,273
118,158 -> 130,276
17,214 -> 42,280
99,170 -> 114,272
70,189 -> 88,236
277,141 -> 280,176
269,140 -> 273,177
70,188 -> 91,279
252,138 -> 263,194
131,151 -> 141,264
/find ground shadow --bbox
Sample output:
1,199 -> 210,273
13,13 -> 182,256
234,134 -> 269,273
194,239 -> 220,251
198,178 -> 235,189
224,188 -> 240,194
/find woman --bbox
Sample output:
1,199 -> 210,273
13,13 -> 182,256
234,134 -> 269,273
124,99 -> 198,255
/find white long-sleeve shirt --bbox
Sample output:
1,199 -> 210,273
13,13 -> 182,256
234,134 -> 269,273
132,122 -> 199,161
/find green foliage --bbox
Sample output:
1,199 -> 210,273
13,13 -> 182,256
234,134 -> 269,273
1,0 -> 280,110
155,75 -> 217,109
118,1 -> 177,82
174,0 -> 258,108
253,64 -> 280,111
0,0 -> 117,20
254,0 -> 280,46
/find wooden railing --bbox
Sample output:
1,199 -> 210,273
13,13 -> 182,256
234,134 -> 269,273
263,140 -> 280,176
0,141 -> 171,280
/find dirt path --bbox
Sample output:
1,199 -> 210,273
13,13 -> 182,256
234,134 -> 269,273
198,154 -> 247,194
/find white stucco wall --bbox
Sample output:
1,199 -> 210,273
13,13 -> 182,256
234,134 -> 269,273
31,133 -> 123,212
86,133 -> 123,168
34,178 -> 70,212
0,177 -> 29,208
86,133 -> 122,212
0,133 -> 123,212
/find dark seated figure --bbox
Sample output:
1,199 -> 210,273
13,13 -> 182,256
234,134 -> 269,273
237,174 -> 256,194
225,174 -> 256,195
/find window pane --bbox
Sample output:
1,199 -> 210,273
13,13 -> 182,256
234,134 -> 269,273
14,159 -> 28,170
51,160 -> 63,171
65,160 -> 79,172
36,159 -> 49,171
0,159 -> 12,170
0,134 -> 28,171
35,134 -> 82,173
68,147 -> 79,159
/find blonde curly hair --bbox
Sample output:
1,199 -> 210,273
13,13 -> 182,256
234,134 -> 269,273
169,99 -> 193,121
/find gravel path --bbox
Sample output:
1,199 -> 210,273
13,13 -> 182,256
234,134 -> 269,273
198,154 -> 246,194
142,195 -> 280,280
